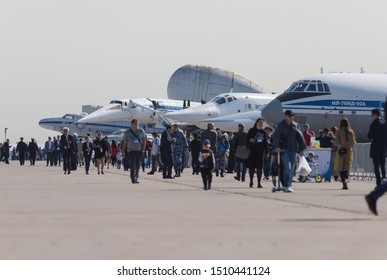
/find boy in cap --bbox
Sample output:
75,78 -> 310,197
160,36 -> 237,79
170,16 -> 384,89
199,139 -> 215,190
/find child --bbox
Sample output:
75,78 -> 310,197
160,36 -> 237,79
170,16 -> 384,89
199,139 -> 215,190
299,152 -> 317,182
116,150 -> 122,170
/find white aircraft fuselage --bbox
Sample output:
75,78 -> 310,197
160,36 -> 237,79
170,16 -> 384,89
76,98 -> 201,126
38,114 -> 132,137
164,92 -> 275,129
261,73 -> 387,143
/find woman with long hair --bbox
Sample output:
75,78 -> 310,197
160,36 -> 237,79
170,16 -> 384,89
334,118 -> 356,189
247,118 -> 269,188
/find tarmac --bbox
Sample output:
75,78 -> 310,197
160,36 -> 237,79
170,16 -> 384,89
1,161 -> 387,260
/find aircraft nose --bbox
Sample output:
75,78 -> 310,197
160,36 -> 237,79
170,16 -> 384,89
38,119 -> 54,130
261,98 -> 283,125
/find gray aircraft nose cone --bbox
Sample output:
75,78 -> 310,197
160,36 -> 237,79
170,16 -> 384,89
261,98 -> 283,125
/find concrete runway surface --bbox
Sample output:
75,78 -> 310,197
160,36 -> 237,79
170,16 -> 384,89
0,162 -> 386,260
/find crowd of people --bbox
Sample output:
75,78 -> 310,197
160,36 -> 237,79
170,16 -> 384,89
2,108 -> 387,215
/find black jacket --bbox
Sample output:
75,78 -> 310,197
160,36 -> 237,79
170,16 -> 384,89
368,118 -> 385,158
273,120 -> 306,153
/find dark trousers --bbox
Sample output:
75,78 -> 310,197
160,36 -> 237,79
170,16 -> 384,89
84,154 -> 91,173
191,153 -> 200,174
123,151 -> 130,171
19,153 -> 26,165
53,150 -> 61,166
235,159 -> 247,181
200,167 -> 213,189
129,151 -> 142,182
161,153 -> 173,177
370,180 -> 387,200
373,157 -> 386,186
62,151 -> 72,173
46,152 -> 53,166
151,154 -> 158,173
30,153 -> 36,166
71,153 -> 78,170
264,154 -> 272,177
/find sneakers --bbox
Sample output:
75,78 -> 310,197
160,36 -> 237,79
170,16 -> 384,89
365,194 -> 378,215
284,186 -> 294,193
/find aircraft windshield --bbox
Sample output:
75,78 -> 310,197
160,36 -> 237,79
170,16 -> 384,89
62,114 -> 74,120
285,80 -> 331,94
209,94 -> 237,105
109,100 -> 123,106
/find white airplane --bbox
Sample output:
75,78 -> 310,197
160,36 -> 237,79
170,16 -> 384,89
164,92 -> 275,130
261,73 -> 387,143
38,113 -> 132,137
76,98 -> 201,126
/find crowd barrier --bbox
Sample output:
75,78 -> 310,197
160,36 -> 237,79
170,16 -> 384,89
351,143 -> 375,180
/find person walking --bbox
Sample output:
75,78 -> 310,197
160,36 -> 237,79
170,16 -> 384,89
60,127 -> 74,174
334,118 -> 356,190
148,132 -> 161,175
273,110 -> 306,193
201,123 -> 217,154
233,123 -> 248,182
45,136 -> 54,166
71,133 -> 79,171
171,124 -> 189,177
189,133 -> 202,175
215,128 -> 229,177
368,108 -> 386,186
2,139 -> 10,164
53,136 -> 61,166
111,140 -> 119,167
16,137 -> 28,166
160,125 -> 174,179
93,133 -> 107,175
247,118 -> 269,188
77,138 -> 84,167
199,139 -> 215,190
121,119 -> 147,184
82,135 -> 93,175
28,138 -> 38,166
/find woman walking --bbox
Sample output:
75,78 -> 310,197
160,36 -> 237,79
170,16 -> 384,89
93,133 -> 107,174
334,118 -> 356,189
247,118 -> 269,188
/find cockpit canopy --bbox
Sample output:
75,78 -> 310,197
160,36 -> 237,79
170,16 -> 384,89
62,114 -> 75,120
109,100 -> 128,106
285,80 -> 331,94
209,94 -> 238,105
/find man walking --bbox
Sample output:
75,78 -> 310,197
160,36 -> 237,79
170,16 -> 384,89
16,137 -> 28,166
148,132 -> 161,175
368,108 -> 386,186
121,119 -> 147,184
60,127 -> 74,174
171,124 -> 189,177
189,133 -> 202,175
2,139 -> 10,164
273,110 -> 306,193
160,125 -> 174,179
45,136 -> 54,166
28,138 -> 39,166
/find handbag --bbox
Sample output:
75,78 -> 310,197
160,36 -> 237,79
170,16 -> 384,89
236,145 -> 251,160
338,147 -> 347,155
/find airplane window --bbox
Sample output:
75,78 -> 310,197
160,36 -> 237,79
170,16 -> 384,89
124,102 -> 128,106
285,82 -> 297,92
109,100 -> 123,106
63,114 -> 74,120
317,83 -> 324,92
215,97 -> 226,105
209,96 -> 220,103
294,82 -> 308,92
233,96 -> 238,101
306,84 -> 316,92
323,83 -> 331,92
227,97 -> 233,102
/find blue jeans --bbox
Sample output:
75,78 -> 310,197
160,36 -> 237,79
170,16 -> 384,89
370,181 -> 387,200
281,151 -> 297,188
235,159 -> 247,180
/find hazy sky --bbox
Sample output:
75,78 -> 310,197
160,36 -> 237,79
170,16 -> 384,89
1,0 -> 387,144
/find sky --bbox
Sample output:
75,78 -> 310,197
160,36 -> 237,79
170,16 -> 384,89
1,0 -> 387,145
